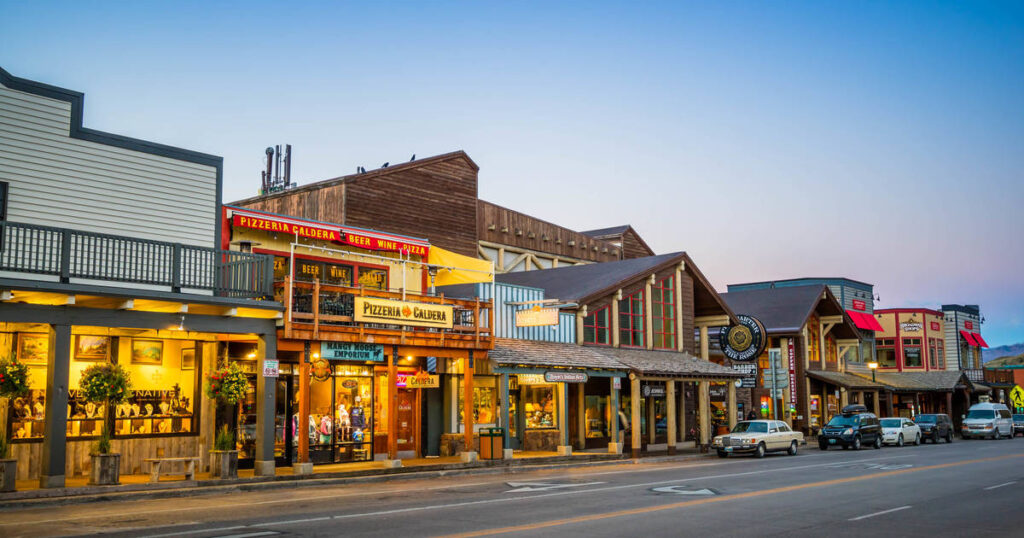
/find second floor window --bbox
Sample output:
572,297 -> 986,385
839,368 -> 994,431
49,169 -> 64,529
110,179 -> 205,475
651,276 -> 675,349
903,338 -> 922,368
583,306 -> 610,345
877,338 -> 896,368
619,289 -> 644,348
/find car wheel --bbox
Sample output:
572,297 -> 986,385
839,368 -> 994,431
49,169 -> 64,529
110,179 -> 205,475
897,434 -> 904,447
914,433 -> 920,446
717,450 -> 728,458
946,431 -> 953,443
819,442 -> 828,451
853,436 -> 862,450
755,443 -> 766,459
933,432 -> 939,444
788,440 -> 798,456
874,435 -> 882,449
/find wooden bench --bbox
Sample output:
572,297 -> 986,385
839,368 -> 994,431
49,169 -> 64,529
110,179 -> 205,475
144,457 -> 199,483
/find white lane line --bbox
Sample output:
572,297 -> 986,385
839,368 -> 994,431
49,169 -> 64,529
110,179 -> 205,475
145,526 -> 247,538
214,532 -> 279,538
849,505 -> 912,521
984,481 -> 1016,490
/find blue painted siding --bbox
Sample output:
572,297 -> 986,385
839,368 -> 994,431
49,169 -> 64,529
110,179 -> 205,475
470,282 -> 576,343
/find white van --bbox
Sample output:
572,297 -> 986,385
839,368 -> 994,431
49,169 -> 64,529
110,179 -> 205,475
961,402 -> 1015,439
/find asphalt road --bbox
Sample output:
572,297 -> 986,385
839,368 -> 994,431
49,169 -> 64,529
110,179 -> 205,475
3,436 -> 1023,537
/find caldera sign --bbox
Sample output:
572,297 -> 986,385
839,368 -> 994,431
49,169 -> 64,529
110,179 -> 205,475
719,315 -> 767,362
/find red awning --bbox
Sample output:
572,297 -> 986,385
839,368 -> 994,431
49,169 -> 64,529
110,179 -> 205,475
862,313 -> 885,332
960,330 -> 979,347
972,333 -> 989,348
846,310 -> 874,331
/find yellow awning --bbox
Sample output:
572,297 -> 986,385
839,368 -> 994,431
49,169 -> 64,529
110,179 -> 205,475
427,246 -> 493,286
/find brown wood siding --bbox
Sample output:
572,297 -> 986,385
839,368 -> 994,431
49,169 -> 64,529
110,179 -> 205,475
478,200 -> 621,263
621,229 -> 655,258
238,183 -> 346,224
679,271 -> 696,354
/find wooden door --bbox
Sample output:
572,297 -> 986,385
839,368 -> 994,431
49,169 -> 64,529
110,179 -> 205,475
396,389 -> 419,453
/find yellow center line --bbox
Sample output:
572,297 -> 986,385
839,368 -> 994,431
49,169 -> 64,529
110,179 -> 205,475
441,453 -> 1024,537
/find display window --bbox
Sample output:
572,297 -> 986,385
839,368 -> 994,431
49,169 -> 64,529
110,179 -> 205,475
519,381 -> 558,429
585,395 -> 609,439
651,276 -> 675,350
457,375 -> 497,430
304,363 -> 374,463
877,339 -> 896,368
583,306 -> 610,345
902,338 -> 922,368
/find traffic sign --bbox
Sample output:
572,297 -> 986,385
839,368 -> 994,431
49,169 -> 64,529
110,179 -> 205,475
1009,385 -> 1024,410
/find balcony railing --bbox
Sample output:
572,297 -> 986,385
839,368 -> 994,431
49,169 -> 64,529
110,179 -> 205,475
280,278 -> 493,349
0,221 -> 274,299
963,368 -> 985,383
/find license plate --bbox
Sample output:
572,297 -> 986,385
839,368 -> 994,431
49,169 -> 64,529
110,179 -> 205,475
829,439 -> 837,444
725,447 -> 733,452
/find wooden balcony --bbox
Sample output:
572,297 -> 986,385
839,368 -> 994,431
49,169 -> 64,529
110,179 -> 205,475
279,277 -> 493,350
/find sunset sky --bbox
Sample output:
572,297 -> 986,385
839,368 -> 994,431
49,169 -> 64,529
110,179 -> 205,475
3,1 -> 1022,346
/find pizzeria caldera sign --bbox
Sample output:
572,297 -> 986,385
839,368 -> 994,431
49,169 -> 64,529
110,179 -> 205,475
354,297 -> 454,329
232,214 -> 429,256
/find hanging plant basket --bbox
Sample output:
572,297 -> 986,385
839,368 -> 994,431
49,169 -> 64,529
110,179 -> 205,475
0,356 -> 30,492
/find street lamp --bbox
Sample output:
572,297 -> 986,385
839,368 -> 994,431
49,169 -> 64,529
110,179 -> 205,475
868,361 -> 879,382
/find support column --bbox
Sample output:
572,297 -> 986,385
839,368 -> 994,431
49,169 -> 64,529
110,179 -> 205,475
293,342 -> 312,475
699,326 -> 709,360
462,351 -> 476,461
647,388 -> 656,445
387,345 -> 399,462
253,333 -> 277,476
611,291 -> 621,348
945,391 -> 953,416
679,382 -> 687,443
727,382 -> 737,431
630,375 -> 641,458
609,377 -> 621,454
873,390 -> 880,416
40,324 -> 71,489
666,381 -> 677,454
839,388 -> 849,409
576,383 -> 585,450
888,390 -> 896,417
500,373 -> 511,458
557,382 -> 571,455
698,381 -> 710,447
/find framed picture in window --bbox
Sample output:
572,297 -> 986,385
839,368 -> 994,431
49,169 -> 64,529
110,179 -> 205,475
181,347 -> 195,370
17,333 -> 48,366
74,335 -> 111,361
131,339 -> 164,366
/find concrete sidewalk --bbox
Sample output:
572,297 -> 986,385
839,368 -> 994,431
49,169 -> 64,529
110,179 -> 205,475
0,450 -> 712,509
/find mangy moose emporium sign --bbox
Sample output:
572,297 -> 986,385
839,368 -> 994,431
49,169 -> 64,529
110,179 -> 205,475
719,314 -> 767,362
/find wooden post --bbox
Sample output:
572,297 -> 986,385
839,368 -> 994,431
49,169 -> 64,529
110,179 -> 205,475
283,275 -> 293,339
945,391 -> 953,417
675,265 -> 685,352
473,298 -> 481,348
464,351 -> 475,454
644,275 -> 654,350
647,387 -> 656,445
253,333 -> 277,476
630,375 -> 641,458
40,324 -> 71,489
699,326 -> 709,361
611,290 -> 621,348
298,342 -> 311,465
873,390 -> 881,416
559,382 -> 569,450
666,381 -> 677,455
312,277 -> 320,340
698,380 -> 710,447
500,373 -> 511,451
728,382 -> 737,431
609,377 -> 620,453
388,345 -> 399,460
679,382 -> 687,443
576,383 -> 585,449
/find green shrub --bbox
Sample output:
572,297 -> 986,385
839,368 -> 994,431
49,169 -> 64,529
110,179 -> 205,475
214,425 -> 235,451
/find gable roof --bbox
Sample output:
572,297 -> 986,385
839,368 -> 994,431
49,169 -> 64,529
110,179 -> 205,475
720,284 -> 855,337
581,224 -> 655,258
581,225 -> 630,237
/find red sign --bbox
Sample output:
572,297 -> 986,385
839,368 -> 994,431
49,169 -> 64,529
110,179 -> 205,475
852,299 -> 866,311
232,213 -> 428,256
930,321 -> 941,331
964,320 -> 974,330
787,339 -> 798,409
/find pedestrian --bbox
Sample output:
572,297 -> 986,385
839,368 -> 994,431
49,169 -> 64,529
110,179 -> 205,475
617,409 -> 630,445
746,409 -> 758,421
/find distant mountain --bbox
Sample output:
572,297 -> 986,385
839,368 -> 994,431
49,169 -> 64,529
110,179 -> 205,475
984,342 -> 1024,363
986,354 -> 1024,368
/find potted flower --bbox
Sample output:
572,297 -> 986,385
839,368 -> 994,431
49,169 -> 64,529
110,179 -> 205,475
79,363 -> 132,486
205,362 -> 248,479
0,355 -> 30,492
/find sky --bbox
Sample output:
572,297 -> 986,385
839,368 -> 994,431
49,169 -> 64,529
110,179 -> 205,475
3,1 -> 1023,347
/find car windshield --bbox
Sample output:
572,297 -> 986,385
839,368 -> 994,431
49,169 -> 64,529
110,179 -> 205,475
880,419 -> 902,428
731,421 -> 768,433
827,415 -> 860,427
967,410 -> 996,420
1013,415 -> 1024,421
914,415 -> 936,423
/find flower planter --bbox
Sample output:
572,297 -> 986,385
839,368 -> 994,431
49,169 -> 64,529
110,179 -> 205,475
1,458 -> 16,492
210,450 -> 238,479
89,453 -> 121,486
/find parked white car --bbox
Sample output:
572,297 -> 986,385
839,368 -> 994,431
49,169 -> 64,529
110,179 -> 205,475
880,417 -> 920,446
712,420 -> 804,458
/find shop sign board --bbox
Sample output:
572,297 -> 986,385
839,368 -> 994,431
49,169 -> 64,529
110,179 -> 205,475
517,374 -> 548,385
398,371 -> 440,388
852,299 -> 867,311
515,307 -> 560,327
964,320 -> 974,330
232,212 -> 429,256
719,315 -> 767,362
262,359 -> 279,378
642,384 -> 667,398
320,342 -> 385,362
731,363 -> 757,388
354,297 -> 453,329
545,371 -> 588,383
900,322 -> 922,333
613,377 -> 621,390
788,340 -> 798,407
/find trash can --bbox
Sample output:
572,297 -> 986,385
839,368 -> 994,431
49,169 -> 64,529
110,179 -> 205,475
479,427 -> 504,460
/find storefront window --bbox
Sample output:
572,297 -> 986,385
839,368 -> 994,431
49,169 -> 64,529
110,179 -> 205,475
11,332 -> 48,440
651,276 -> 675,350
583,306 -> 610,345
618,290 -> 644,348
877,339 -> 896,368
115,338 -> 197,437
358,267 -> 388,290
306,362 -> 374,463
457,376 -> 498,429
903,338 -> 922,368
521,383 -> 558,429
585,395 -> 608,438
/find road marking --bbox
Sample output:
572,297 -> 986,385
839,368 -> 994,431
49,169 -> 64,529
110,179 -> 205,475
505,481 -> 604,492
214,532 -> 279,538
848,505 -> 911,521
651,486 -> 715,496
984,481 -> 1016,490
440,453 -> 1024,537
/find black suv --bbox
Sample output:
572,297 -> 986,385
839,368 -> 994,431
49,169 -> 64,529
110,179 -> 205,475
818,404 -> 883,450
914,413 -> 953,443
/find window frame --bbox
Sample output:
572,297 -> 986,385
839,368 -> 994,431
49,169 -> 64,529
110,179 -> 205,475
650,276 -> 676,350
618,289 -> 645,348
583,305 -> 611,346
902,337 -> 923,368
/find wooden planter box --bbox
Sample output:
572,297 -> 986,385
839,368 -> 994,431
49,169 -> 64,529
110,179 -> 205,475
210,450 -> 238,479
89,453 -> 121,486
0,459 -> 16,492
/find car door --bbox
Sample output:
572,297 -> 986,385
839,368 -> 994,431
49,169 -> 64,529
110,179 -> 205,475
904,419 -> 918,441
778,421 -> 796,447
767,423 -> 781,450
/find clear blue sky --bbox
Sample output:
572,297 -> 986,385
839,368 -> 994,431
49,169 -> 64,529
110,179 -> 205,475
3,1 -> 1023,347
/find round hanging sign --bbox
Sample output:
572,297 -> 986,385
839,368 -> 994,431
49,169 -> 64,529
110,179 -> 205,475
719,314 -> 766,362
310,356 -> 332,382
